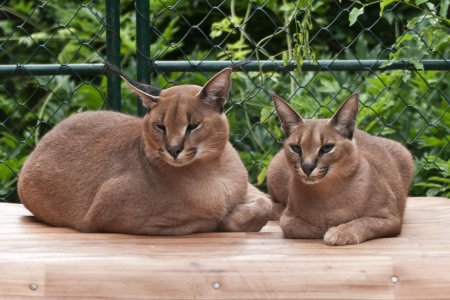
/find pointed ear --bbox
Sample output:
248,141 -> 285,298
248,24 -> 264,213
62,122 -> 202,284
329,91 -> 359,139
120,75 -> 161,109
271,93 -> 304,136
198,68 -> 232,113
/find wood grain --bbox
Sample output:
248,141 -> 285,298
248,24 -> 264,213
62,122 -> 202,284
0,197 -> 449,299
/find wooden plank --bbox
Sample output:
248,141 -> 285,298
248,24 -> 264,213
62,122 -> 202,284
0,197 -> 448,299
43,259 -> 394,299
0,262 -> 45,297
394,256 -> 450,300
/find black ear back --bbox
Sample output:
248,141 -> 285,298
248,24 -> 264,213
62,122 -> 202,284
271,93 -> 304,136
199,68 -> 232,112
329,91 -> 360,139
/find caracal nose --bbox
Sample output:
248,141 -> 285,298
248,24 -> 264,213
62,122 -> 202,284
301,163 -> 316,176
166,144 -> 184,159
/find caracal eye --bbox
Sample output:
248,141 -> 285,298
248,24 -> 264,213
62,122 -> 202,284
153,122 -> 166,132
186,123 -> 200,132
290,144 -> 302,155
319,144 -> 335,154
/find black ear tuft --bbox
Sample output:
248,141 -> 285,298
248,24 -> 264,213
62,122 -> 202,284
135,83 -> 161,97
104,62 -> 161,96
121,76 -> 161,109
104,62 -> 162,109
230,60 -> 250,71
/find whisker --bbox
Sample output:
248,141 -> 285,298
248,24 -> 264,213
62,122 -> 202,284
128,134 -> 142,142
201,138 -> 228,147
199,146 -> 216,152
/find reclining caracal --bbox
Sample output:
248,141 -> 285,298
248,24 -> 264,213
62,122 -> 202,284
18,68 -> 272,235
268,91 -> 414,245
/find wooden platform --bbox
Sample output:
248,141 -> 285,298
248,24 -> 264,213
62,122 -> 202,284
1,197 -> 449,299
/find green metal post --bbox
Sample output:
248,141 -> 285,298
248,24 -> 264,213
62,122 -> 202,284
106,0 -> 121,111
136,0 -> 150,116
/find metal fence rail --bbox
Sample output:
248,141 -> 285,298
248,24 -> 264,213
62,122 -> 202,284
2,59 -> 450,76
0,0 -> 449,202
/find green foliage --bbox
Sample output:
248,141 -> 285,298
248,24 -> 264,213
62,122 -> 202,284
0,0 -> 448,202
415,157 -> 450,197
237,0 -> 450,196
0,1 -> 107,202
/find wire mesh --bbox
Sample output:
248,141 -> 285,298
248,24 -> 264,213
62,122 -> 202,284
0,0 -> 107,202
146,0 -> 449,197
0,0 -> 448,202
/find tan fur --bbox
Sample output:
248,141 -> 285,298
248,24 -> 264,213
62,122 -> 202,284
18,68 -> 272,235
267,92 -> 414,245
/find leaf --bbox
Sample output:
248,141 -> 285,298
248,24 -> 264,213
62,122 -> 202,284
401,70 -> 411,83
415,182 -> 442,188
349,6 -> 364,26
440,0 -> 449,17
415,0 -> 428,5
280,2 -> 295,12
428,177 -> 450,184
257,166 -> 268,186
299,0 -> 312,9
397,33 -> 416,44
259,107 -> 271,123
426,188 -> 442,197
408,58 -> 424,70
380,0 -> 397,15
406,16 -> 423,29
420,136 -> 445,147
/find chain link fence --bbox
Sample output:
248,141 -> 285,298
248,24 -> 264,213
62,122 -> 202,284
1,0 -> 449,202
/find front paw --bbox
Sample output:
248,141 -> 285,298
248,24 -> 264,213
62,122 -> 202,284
324,225 -> 360,246
221,195 -> 272,232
